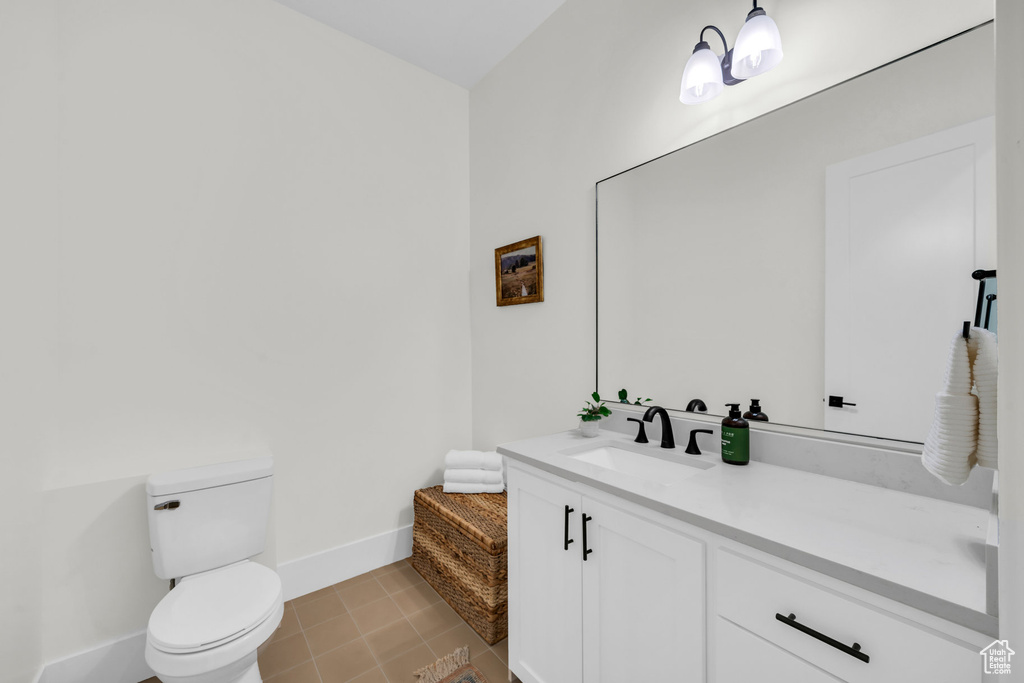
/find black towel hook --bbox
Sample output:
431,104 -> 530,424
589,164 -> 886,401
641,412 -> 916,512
963,321 -> 971,340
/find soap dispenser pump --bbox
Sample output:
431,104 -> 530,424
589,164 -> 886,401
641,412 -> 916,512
743,399 -> 769,422
721,404 -> 750,466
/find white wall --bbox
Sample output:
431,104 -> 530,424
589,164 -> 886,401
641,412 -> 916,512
0,1 -> 56,680
996,0 -> 1024,665
34,0 -> 471,666
468,0 -> 994,450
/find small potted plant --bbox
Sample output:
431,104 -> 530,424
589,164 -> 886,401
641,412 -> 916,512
578,391 -> 611,437
618,388 -> 653,406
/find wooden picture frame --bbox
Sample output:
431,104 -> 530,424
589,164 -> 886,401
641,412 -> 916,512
495,236 -> 544,306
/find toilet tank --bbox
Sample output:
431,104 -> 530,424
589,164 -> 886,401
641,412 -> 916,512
147,457 -> 273,580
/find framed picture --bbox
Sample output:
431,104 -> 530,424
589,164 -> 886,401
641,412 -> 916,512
495,236 -> 544,306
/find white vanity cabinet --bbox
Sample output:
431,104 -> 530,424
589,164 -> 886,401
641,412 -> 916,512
710,546 -> 986,683
507,463 -> 706,683
506,454 -> 993,683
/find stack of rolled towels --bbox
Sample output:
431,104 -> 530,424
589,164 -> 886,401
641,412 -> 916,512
443,449 -> 505,494
922,326 -> 998,486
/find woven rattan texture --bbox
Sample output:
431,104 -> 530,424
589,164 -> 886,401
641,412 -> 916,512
412,487 -> 508,645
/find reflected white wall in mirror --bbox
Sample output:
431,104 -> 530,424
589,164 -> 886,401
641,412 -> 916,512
596,24 -> 994,443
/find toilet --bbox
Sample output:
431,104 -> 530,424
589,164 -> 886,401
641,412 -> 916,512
144,457 -> 283,683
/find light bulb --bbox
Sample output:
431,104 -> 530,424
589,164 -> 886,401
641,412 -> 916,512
680,43 -> 724,105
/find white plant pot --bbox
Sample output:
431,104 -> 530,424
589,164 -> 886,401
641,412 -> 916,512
580,420 -> 600,438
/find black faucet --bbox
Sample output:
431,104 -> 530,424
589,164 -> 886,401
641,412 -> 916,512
642,406 -> 675,449
685,398 -> 707,413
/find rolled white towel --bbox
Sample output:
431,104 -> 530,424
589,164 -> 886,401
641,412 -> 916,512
444,450 -> 503,471
444,468 -> 504,485
971,327 -> 998,469
922,393 -> 978,486
442,482 -> 505,494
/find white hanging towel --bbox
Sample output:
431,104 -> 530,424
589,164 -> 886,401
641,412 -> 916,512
970,327 -> 998,469
922,330 -> 978,485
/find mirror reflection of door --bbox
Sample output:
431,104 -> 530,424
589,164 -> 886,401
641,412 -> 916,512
824,117 -> 995,442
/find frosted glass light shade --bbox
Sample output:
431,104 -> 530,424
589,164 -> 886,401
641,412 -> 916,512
731,12 -> 783,79
679,46 -> 724,105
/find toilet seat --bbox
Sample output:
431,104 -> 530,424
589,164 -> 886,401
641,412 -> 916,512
148,561 -> 283,654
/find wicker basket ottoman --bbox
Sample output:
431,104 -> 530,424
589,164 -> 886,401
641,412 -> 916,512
411,485 -> 508,645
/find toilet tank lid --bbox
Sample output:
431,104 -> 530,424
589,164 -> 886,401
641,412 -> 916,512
147,457 -> 274,497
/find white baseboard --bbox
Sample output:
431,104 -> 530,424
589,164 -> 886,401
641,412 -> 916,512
37,525 -> 413,683
278,524 -> 413,601
37,631 -> 150,683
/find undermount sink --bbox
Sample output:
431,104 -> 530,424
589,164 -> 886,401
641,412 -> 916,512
560,440 -> 714,485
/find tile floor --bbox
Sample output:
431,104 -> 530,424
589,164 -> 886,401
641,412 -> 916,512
141,559 -> 514,683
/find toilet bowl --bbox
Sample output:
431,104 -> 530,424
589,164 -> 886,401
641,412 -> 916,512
144,458 -> 282,683
145,561 -> 283,683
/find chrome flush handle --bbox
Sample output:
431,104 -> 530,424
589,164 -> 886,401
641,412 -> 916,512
153,500 -> 180,511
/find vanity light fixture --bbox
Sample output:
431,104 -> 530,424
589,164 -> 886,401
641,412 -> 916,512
679,0 -> 783,105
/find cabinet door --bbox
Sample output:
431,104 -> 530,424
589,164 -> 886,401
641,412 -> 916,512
580,497 -> 706,682
507,466 -> 583,683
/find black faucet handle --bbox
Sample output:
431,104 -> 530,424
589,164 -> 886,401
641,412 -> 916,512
627,417 -> 649,444
685,429 -> 714,455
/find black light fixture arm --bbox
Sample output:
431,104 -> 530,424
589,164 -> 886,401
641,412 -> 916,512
699,25 -> 730,54
696,24 -> 744,86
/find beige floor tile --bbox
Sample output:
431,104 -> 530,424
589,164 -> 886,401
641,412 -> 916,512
407,601 -> 463,641
471,649 -> 509,683
391,582 -> 442,616
376,565 -> 425,595
371,560 -> 407,576
349,596 -> 403,634
426,623 -> 487,660
347,668 -> 388,683
490,637 -> 509,665
315,638 -> 378,683
267,606 -> 302,645
264,660 -> 322,683
334,573 -> 378,591
257,632 -> 313,678
304,613 -> 362,657
363,619 -> 424,663
336,579 -> 388,610
379,643 -> 438,683
295,593 -> 348,629
292,586 -> 338,606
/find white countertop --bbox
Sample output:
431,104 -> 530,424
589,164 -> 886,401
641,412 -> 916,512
498,429 -> 996,637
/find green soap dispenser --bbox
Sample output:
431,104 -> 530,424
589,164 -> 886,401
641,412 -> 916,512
721,404 -> 750,466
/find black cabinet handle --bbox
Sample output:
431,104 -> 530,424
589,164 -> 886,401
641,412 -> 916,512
582,514 -> 593,561
775,613 -> 869,663
563,505 -> 575,550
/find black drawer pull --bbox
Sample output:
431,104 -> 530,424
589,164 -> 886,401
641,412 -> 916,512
564,505 -> 575,550
775,613 -> 869,663
582,514 -> 593,561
